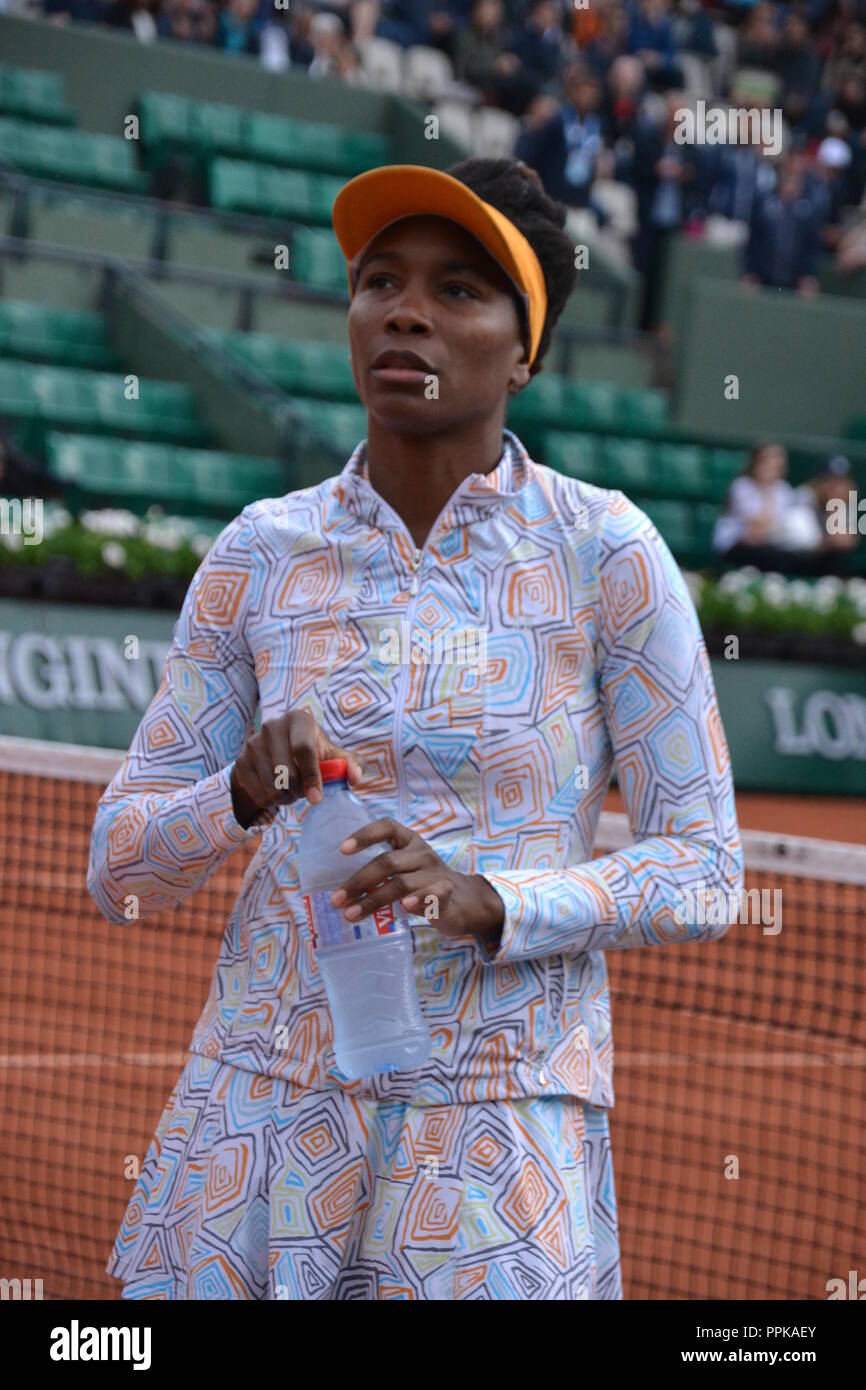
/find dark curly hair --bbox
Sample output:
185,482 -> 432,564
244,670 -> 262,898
445,156 -> 577,377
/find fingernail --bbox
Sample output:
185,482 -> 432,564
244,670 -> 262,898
344,905 -> 361,920
403,895 -> 418,908
330,889 -> 346,906
308,786 -> 321,804
340,838 -> 356,852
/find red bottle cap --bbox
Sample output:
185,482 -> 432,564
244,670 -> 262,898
319,758 -> 348,783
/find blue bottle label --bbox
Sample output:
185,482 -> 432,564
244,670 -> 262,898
302,890 -> 401,949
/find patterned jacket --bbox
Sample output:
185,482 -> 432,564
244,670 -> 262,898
87,429 -> 743,1108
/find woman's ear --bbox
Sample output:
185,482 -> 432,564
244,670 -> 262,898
508,359 -> 531,396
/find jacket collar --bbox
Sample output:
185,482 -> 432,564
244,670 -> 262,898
333,428 -> 532,533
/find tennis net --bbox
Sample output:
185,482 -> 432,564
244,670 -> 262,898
1,734 -> 863,1300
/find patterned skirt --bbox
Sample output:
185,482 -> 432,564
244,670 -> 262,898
108,1052 -> 623,1300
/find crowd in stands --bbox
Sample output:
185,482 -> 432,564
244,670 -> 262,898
34,0 -> 866,326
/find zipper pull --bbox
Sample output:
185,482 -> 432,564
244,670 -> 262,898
408,548 -> 422,596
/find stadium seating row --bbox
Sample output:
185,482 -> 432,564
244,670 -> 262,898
0,63 -> 74,126
138,92 -> 390,178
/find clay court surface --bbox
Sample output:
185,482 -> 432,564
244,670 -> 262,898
1,771 -> 863,1300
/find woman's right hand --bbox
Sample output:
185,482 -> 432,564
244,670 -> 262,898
229,709 -> 365,829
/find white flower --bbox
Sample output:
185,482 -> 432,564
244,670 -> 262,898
1,530 -> 23,551
81,509 -> 140,537
42,505 -> 72,538
812,587 -> 839,613
101,542 -> 127,569
191,535 -> 212,559
814,574 -> 844,597
718,570 -> 750,596
852,622 -> 866,646
141,524 -> 185,552
737,566 -> 761,583
760,575 -> 788,606
787,580 -> 812,606
736,592 -> 757,613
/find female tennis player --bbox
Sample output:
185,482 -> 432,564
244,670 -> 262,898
88,156 -> 743,1300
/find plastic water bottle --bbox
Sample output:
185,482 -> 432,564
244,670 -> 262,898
298,758 -> 432,1079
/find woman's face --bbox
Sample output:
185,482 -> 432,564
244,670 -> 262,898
753,445 -> 787,484
347,214 -> 530,436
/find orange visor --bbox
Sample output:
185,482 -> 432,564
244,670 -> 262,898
331,164 -> 548,367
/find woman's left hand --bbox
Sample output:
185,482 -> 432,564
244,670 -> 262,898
330,818 -> 505,950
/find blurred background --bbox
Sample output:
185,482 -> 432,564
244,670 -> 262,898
0,0 -> 863,1302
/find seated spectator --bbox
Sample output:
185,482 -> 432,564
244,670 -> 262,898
581,0 -> 630,77
454,0 -> 540,116
307,11 -> 362,79
514,62 -> 613,211
778,7 -> 823,132
217,0 -> 264,54
822,20 -> 866,96
706,137 -> 778,224
103,0 -> 159,41
737,2 -> 781,74
713,442 -> 826,571
157,0 -> 217,45
375,0 -> 468,54
742,155 -> 823,295
803,455 -> 861,558
507,0 -> 564,96
625,0 -> 683,90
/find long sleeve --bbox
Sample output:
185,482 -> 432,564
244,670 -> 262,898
479,492 -> 743,964
87,506 -> 276,925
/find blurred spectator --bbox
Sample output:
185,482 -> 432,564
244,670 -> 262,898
515,62 -> 613,211
737,3 -> 781,73
803,454 -> 861,557
103,0 -> 160,40
307,11 -> 362,79
375,0 -> 467,52
742,155 -> 823,295
778,8 -> 823,131
216,0 -> 262,54
631,88 -> 698,326
705,135 -> 778,224
713,442 -> 826,571
625,0 -> 683,90
454,0 -> 539,116
507,0 -> 564,95
157,0 -> 217,44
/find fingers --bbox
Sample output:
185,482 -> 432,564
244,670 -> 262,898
288,708 -> 324,803
340,872 -> 453,926
338,818 -> 411,855
331,841 -> 426,909
318,728 -> 365,789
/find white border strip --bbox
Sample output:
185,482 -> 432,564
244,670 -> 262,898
0,736 -> 864,882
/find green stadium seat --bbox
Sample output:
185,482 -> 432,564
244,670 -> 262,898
287,398 -> 366,455
45,431 -> 287,518
242,112 -> 389,176
0,300 -> 119,370
214,333 -> 356,399
707,447 -> 745,502
618,387 -> 669,433
565,380 -> 620,430
0,64 -> 75,126
166,216 -> 278,278
601,437 -> 654,493
138,92 -> 246,166
652,443 -> 708,500
290,226 -> 350,293
543,431 -> 605,484
0,361 -> 209,452
0,118 -> 148,194
208,159 -> 342,223
506,375 -> 568,427
636,498 -> 693,559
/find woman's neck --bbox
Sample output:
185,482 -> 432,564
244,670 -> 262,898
364,414 -> 507,550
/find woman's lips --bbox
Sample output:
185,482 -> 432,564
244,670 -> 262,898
370,365 -> 431,382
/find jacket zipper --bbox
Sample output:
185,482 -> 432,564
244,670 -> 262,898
356,475 -> 474,825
